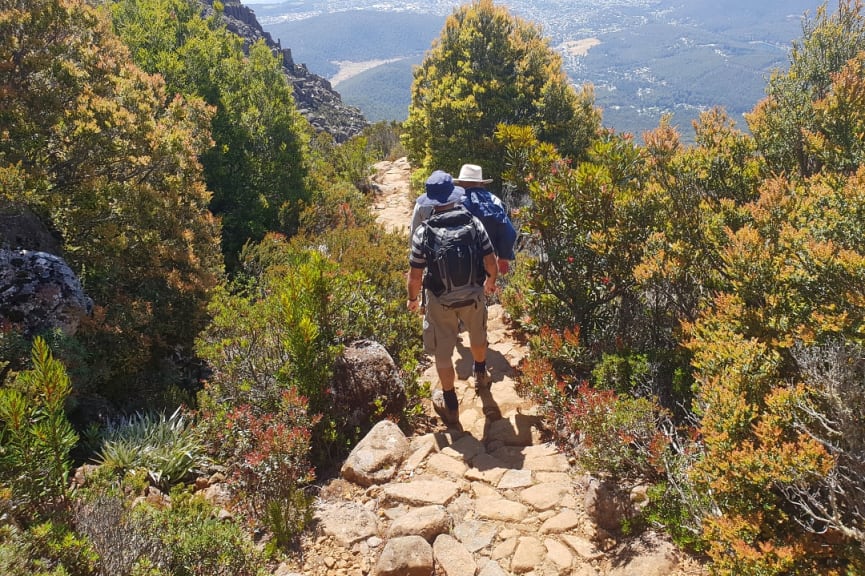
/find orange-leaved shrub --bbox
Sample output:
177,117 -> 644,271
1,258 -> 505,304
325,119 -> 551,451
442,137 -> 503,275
500,5 -> 865,568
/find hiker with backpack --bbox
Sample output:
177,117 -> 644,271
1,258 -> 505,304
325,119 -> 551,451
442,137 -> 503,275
454,164 -> 518,275
406,170 -> 498,427
410,163 -> 517,276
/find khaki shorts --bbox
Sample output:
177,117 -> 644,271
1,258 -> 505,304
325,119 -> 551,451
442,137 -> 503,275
423,291 -> 487,364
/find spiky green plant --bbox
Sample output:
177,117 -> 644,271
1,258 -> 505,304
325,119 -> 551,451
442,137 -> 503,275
94,409 -> 208,490
0,337 -> 78,519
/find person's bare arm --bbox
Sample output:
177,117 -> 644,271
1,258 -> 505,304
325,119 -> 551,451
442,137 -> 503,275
483,253 -> 498,294
407,268 -> 424,311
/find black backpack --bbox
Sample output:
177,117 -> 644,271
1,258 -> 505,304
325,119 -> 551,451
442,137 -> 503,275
421,207 -> 484,299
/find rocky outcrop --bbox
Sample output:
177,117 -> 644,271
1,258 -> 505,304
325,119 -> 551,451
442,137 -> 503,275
0,249 -> 92,336
202,0 -> 367,142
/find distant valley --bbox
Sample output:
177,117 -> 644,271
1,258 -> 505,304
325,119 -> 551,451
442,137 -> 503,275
243,0 -> 825,139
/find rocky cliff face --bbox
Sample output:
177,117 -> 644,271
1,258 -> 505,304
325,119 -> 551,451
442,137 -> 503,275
202,0 -> 368,142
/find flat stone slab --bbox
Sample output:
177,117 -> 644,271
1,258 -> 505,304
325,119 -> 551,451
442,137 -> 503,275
478,559 -> 509,576
465,453 -> 508,484
453,519 -> 498,552
315,500 -> 379,547
544,538 -> 574,571
511,536 -> 546,574
373,535 -> 433,576
387,505 -> 451,542
403,434 -> 437,472
383,479 -> 460,506
474,497 -> 529,522
540,509 -> 581,534
520,482 -> 571,511
561,534 -> 604,561
427,452 -> 468,478
498,469 -> 533,489
442,434 -> 485,462
434,534 -> 477,576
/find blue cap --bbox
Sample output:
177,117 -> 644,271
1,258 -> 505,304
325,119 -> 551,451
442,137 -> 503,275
423,170 -> 465,205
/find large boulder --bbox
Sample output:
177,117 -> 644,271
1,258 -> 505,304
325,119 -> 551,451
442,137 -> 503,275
0,249 -> 92,336
330,339 -> 406,429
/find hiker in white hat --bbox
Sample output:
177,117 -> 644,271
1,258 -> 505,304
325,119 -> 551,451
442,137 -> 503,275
454,164 -> 517,276
454,163 -> 493,185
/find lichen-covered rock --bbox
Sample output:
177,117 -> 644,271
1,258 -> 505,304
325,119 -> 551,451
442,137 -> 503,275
330,339 -> 407,430
0,249 -> 92,336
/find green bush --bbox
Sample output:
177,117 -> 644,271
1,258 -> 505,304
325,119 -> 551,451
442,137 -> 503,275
0,337 -> 78,521
137,488 -> 267,576
75,487 -> 266,576
564,383 -> 667,482
0,522 -> 98,576
592,352 -> 650,395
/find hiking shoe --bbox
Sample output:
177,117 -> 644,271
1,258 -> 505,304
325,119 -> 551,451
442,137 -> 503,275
432,389 -> 460,427
474,369 -> 492,390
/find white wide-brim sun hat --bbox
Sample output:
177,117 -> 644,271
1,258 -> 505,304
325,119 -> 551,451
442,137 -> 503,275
455,163 -> 493,185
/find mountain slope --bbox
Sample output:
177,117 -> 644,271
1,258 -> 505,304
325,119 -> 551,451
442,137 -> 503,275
205,0 -> 367,141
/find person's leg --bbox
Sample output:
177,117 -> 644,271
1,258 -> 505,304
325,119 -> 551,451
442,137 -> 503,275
463,295 -> 491,388
464,295 -> 488,361
426,296 -> 461,420
435,352 -> 456,391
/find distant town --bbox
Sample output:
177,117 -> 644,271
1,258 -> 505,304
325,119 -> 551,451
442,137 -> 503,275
247,0 -> 824,138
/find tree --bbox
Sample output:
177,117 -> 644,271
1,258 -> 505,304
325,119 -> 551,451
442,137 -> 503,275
0,0 -> 222,404
747,0 -> 865,178
401,0 -> 600,194
109,0 -> 312,268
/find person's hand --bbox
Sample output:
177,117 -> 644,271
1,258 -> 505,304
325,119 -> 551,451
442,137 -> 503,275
498,259 -> 511,275
407,298 -> 420,312
484,276 -> 497,295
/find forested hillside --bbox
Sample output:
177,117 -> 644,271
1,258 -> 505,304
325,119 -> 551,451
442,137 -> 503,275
2,0 -> 865,574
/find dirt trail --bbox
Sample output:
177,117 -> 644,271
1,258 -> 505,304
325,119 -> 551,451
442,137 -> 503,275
371,157 -> 414,236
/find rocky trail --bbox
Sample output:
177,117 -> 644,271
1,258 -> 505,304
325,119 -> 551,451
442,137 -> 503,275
277,159 -> 707,576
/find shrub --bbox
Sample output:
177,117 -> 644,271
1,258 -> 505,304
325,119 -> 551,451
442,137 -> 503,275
76,486 -> 266,576
0,521 -> 98,576
74,495 -> 164,575
144,488 -> 267,576
0,337 -> 78,521
216,396 -> 316,550
362,121 -> 406,161
563,382 -> 668,482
